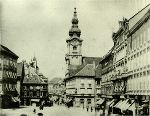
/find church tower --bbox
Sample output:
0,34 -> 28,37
65,8 -> 83,66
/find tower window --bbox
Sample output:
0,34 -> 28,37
73,46 -> 77,50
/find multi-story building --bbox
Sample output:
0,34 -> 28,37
65,8 -> 101,108
98,48 -> 114,115
20,58 -> 48,106
48,77 -> 65,97
126,5 -> 150,115
98,4 -> 150,116
0,44 -> 19,108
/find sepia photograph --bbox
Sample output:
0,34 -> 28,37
0,0 -> 150,116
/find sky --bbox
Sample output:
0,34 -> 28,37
1,0 -> 150,80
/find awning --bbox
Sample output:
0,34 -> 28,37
121,100 -> 134,112
96,99 -> 105,105
31,99 -> 40,102
114,100 -> 124,109
11,97 -> 18,102
128,102 -> 135,112
110,100 -> 115,107
106,99 -> 114,106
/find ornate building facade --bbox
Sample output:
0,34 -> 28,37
20,58 -> 48,106
0,44 -> 19,108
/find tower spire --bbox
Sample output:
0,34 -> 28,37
74,8 -> 77,17
69,8 -> 81,37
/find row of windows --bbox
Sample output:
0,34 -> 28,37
129,70 -> 150,79
23,85 -> 47,90
24,91 -> 41,97
3,71 -> 17,79
127,77 -> 150,91
101,71 -> 113,82
81,83 -> 92,88
4,83 -> 16,91
130,27 -> 150,50
3,58 -> 17,68
127,47 -> 150,72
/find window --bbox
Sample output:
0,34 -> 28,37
24,91 -> 27,97
87,88 -> 92,94
80,88 -> 85,94
87,99 -> 91,104
30,92 -> 33,97
80,99 -> 84,104
81,83 -> 84,88
88,84 -> 92,88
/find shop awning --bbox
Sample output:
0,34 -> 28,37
31,99 -> 40,102
106,99 -> 114,106
11,97 -> 18,102
128,102 -> 135,112
96,99 -> 105,105
121,99 -> 134,112
114,100 -> 124,109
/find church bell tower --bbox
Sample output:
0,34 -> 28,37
65,8 -> 83,66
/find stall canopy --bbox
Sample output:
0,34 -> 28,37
96,99 -> 105,105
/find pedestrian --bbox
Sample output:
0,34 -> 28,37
86,105 -> 89,112
33,109 -> 36,113
91,106 -> 93,112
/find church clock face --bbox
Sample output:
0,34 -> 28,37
71,39 -> 78,46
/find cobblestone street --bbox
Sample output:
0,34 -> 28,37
0,105 -> 96,116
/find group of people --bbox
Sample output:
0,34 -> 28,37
85,105 -> 93,112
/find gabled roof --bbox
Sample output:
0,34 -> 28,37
23,65 -> 45,84
49,77 -> 63,84
67,64 -> 85,77
75,64 -> 95,77
23,74 -> 44,84
0,44 -> 18,59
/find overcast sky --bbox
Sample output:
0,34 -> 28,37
1,0 -> 150,80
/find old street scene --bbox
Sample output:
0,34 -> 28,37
1,0 -> 150,116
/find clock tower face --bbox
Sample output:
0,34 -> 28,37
71,38 -> 79,46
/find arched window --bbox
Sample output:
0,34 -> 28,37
73,46 -> 77,50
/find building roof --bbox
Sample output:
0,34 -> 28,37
65,57 -> 101,80
23,64 -> 46,84
128,4 -> 150,30
75,64 -> 95,77
112,4 -> 150,40
0,44 -> 18,59
100,47 -> 114,63
82,56 -> 101,66
23,74 -> 44,84
49,77 -> 63,84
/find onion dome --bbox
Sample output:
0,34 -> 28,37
69,8 -> 81,37
72,8 -> 78,24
